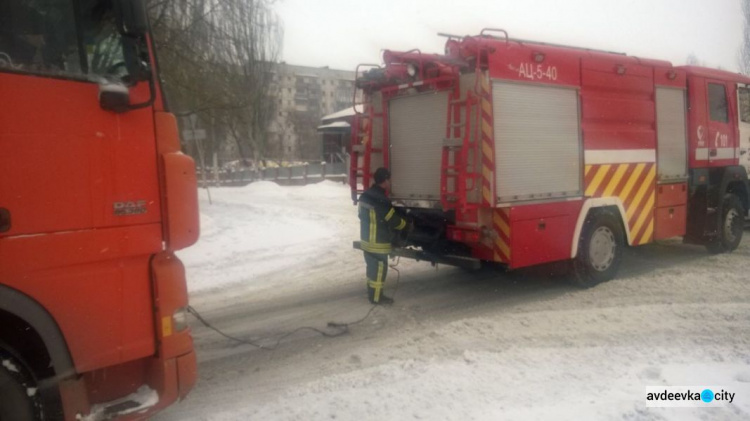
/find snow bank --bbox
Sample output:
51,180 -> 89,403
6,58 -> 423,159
293,180 -> 349,199
237,180 -> 288,197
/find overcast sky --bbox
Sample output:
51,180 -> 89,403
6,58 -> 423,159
276,0 -> 744,73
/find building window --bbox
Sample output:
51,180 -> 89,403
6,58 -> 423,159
708,83 -> 728,123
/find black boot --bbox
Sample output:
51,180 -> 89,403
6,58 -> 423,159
369,294 -> 394,305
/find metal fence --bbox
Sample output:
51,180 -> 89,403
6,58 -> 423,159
197,161 -> 348,187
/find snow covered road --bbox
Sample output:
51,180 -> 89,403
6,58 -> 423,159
156,181 -> 750,420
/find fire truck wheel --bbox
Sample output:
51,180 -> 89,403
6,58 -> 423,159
571,211 -> 625,288
706,194 -> 744,254
0,348 -> 43,421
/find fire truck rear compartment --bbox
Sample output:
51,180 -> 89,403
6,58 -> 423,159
352,205 -> 481,269
399,207 -> 480,269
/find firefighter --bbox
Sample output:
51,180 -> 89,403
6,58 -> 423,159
359,167 -> 409,305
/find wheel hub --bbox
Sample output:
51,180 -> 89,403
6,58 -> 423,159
589,226 -> 616,271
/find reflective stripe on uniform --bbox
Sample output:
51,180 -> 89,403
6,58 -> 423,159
368,279 -> 384,301
374,261 -> 384,301
385,208 -> 395,221
395,219 -> 406,230
369,209 -> 377,243
360,240 -> 391,254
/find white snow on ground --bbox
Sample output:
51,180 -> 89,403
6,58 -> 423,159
177,181 -> 351,295
159,181 -> 750,421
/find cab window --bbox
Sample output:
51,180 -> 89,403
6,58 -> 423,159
79,0 -> 131,81
708,83 -> 729,123
739,87 -> 750,124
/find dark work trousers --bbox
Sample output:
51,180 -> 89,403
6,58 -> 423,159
363,251 -> 389,303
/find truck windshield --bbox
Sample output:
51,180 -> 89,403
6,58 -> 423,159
0,0 -> 82,75
0,0 -> 134,82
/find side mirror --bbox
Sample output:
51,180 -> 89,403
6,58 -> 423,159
113,0 -> 148,36
99,83 -> 130,113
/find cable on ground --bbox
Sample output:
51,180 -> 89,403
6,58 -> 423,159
187,260 -> 401,351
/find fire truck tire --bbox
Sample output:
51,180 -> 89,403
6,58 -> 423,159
570,211 -> 625,288
706,194 -> 744,254
0,347 -> 43,421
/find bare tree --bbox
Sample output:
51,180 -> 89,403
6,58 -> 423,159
686,53 -> 702,66
741,0 -> 750,75
146,0 -> 283,164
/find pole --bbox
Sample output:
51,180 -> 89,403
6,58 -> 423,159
213,152 -> 220,187
191,115 -> 212,205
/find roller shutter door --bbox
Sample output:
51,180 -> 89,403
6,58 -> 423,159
388,91 -> 450,200
655,87 -> 688,181
492,82 -> 582,203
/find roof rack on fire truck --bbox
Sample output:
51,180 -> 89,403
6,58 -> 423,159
507,37 -> 626,56
441,28 -> 627,57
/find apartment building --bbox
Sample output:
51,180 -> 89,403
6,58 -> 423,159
268,62 -> 356,160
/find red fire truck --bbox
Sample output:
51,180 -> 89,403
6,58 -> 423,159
351,29 -> 750,286
0,1 -> 199,419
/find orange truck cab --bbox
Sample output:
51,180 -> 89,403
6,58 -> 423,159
0,1 -> 199,419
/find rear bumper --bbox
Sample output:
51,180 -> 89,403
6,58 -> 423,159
353,241 -> 481,269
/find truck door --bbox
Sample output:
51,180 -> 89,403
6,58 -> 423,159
0,0 -> 161,236
705,80 -> 736,167
737,84 -> 750,175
